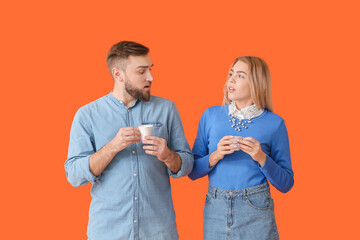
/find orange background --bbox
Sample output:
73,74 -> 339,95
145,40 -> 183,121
1,0 -> 359,239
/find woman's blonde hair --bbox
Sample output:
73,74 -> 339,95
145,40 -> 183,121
223,56 -> 273,112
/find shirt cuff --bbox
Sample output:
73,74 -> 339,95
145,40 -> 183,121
168,152 -> 193,178
81,156 -> 100,184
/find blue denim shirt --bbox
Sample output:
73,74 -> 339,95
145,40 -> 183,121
65,92 -> 193,240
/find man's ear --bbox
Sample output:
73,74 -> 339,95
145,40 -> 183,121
112,67 -> 124,82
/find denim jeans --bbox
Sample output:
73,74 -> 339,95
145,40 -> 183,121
203,182 -> 279,240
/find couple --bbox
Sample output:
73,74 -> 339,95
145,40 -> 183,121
65,41 -> 294,240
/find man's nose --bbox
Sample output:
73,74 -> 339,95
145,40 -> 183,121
146,71 -> 154,82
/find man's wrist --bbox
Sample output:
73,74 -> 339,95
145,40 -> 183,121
106,140 -> 121,155
163,150 -> 176,164
164,151 -> 181,174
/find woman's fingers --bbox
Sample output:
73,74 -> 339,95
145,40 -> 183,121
240,137 -> 259,148
219,145 -> 235,155
242,137 -> 257,144
239,143 -> 252,153
219,136 -> 239,146
219,135 -> 235,145
220,149 -> 234,156
221,135 -> 234,141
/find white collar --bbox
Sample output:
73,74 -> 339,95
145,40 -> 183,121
228,101 -> 264,120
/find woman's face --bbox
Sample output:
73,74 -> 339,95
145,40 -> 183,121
226,61 -> 252,105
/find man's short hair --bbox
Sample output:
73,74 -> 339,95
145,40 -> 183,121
106,41 -> 149,75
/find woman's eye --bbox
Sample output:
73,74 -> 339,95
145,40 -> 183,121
139,71 -> 145,74
238,75 -> 244,79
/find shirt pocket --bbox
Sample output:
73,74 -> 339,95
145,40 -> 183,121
141,122 -> 168,142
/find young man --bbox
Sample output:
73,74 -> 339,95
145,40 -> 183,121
65,41 -> 193,240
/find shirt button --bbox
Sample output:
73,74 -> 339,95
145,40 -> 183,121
134,173 -> 137,177
128,109 -> 130,112
134,197 -> 138,200
132,150 -> 136,154
134,220 -> 137,223
229,192 -> 233,195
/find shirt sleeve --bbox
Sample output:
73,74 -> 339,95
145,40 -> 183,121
260,120 -> 294,193
64,109 -> 99,187
166,102 -> 194,178
188,109 -> 214,180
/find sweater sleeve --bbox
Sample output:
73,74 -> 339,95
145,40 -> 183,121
260,120 -> 294,193
188,109 -> 215,180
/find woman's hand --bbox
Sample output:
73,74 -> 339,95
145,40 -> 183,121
239,137 -> 267,167
209,136 -> 238,167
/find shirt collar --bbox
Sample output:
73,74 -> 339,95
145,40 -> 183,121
107,91 -> 140,109
228,101 -> 264,120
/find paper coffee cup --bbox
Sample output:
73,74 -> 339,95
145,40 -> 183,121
138,125 -> 153,141
231,136 -> 243,151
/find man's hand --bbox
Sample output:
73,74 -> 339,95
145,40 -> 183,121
142,136 -> 181,173
108,127 -> 141,153
142,136 -> 170,161
89,127 -> 140,176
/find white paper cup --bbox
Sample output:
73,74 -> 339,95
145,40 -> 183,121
231,136 -> 243,151
138,125 -> 153,141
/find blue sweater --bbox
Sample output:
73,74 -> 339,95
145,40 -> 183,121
189,105 -> 294,193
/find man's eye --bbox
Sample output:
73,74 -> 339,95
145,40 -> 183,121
139,71 -> 145,74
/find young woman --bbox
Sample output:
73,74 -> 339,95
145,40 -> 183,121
189,56 -> 294,240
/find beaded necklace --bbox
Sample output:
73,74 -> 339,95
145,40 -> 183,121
228,101 -> 264,131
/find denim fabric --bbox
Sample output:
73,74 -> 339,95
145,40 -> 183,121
204,182 -> 279,240
65,93 -> 193,240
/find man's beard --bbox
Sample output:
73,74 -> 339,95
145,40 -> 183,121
124,76 -> 151,102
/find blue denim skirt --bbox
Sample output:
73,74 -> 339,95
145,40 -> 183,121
203,182 -> 279,240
